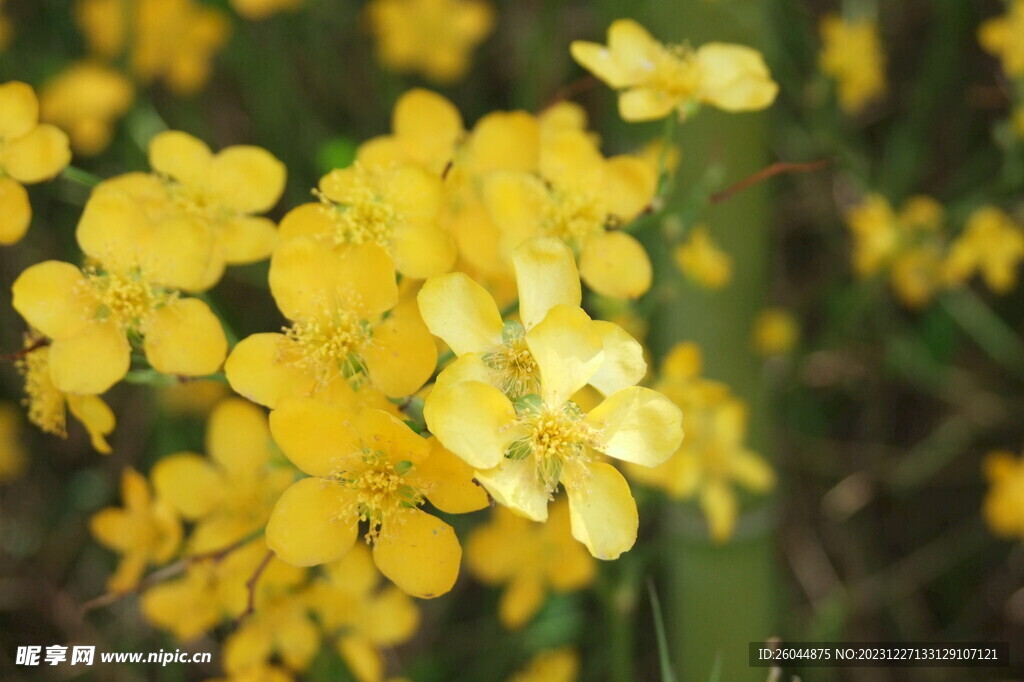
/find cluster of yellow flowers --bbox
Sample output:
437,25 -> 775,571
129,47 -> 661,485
818,14 -> 886,115
980,0 -> 1024,139
844,194 -> 1024,307
0,13 -> 787,679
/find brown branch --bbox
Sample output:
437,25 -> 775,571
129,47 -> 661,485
233,550 -> 274,627
542,74 -> 600,111
1,337 -> 50,362
710,159 -> 830,205
80,533 -> 259,616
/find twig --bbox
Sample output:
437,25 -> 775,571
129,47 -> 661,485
234,550 -> 274,627
542,74 -> 599,110
1,337 -> 50,362
709,160 -> 830,205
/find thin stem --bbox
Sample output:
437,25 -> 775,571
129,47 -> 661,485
61,166 -> 103,188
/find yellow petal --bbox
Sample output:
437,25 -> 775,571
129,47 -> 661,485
618,88 -> 676,122
732,450 -> 775,492
363,300 -> 436,398
0,81 -> 39,140
415,437 -> 489,514
585,386 -> 683,467
11,260 -> 90,340
588,321 -> 646,396
475,457 -> 550,522
275,611 -> 321,670
701,481 -> 737,543
219,216 -> 279,264
373,508 -> 461,599
0,177 -> 31,245
565,462 -> 637,560
984,451 -> 1018,483
224,622 -> 272,675
66,394 -> 116,454
364,586 -> 420,645
579,231 -> 652,299
571,41 -> 634,88
338,634 -> 382,682
696,43 -> 778,112
147,130 -> 212,186
207,398 -> 272,474
602,156 -> 657,221
2,124 -> 71,183
423,381 -> 519,469
269,396 -> 360,477
526,304 -> 604,406
355,408 -> 430,462
511,237 -> 581,330
387,163 -> 443,226
431,352 -> 492,395
499,573 -> 545,629
49,322 -> 130,394
151,453 -> 224,519
206,146 -> 287,214
143,298 -> 227,376
467,111 -> 539,173
225,333 -> 316,408
278,202 -> 335,242
417,272 -> 503,356
392,88 -> 462,169
392,223 -> 457,279
266,478 -> 358,567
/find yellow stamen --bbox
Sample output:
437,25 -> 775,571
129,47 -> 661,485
281,309 -> 372,386
16,343 -> 66,438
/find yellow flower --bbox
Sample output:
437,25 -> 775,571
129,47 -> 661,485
12,256 -> 228,394
570,19 -> 778,122
944,206 -> 1024,294
16,339 -> 116,453
279,161 -> 454,279
230,0 -> 304,21
508,648 -> 580,682
0,403 -> 28,482
90,468 -> 182,592
358,89 -> 465,175
76,0 -> 231,95
226,240 -> 435,406
265,407 -> 486,597
627,343 -> 773,542
482,129 -> 658,299
844,194 -> 947,307
819,15 -> 886,114
753,307 -> 799,356
0,81 -> 72,245
151,398 -> 294,548
310,544 -> 420,682
39,62 -> 134,156
983,450 -> 1024,538
420,238 -> 646,401
365,0 -> 494,83
979,0 -> 1024,78
466,502 -> 595,629
424,312 -> 682,559
673,224 -> 732,289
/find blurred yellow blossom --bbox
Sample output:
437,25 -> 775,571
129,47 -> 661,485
76,0 -> 230,95
979,0 -> 1024,78
819,14 -> 886,114
983,450 -> 1024,539
508,648 -> 580,682
627,343 -> 773,542
230,0 -> 304,21
358,88 -> 464,175
365,0 -> 494,83
944,206 -> 1024,294
16,339 -> 116,453
674,224 -> 732,289
0,81 -> 72,245
466,502 -> 595,629
0,403 -> 28,482
40,63 -> 133,156
90,468 -> 182,592
311,544 -> 420,682
570,19 -> 778,122
753,307 -> 799,356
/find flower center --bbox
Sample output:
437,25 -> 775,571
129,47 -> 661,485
282,309 -> 372,386
330,454 -> 422,541
85,266 -> 173,334
16,343 -> 65,438
541,186 -> 607,247
316,167 -> 397,247
164,180 -> 229,224
482,321 -> 539,398
648,44 -> 701,98
507,401 -> 597,494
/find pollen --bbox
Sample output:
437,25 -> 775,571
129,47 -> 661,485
517,402 -> 597,493
84,266 -> 173,333
331,453 -> 423,541
650,44 -> 701,98
282,309 -> 372,385
483,335 -> 539,398
16,343 -> 66,438
315,167 -> 397,247
541,186 -> 607,247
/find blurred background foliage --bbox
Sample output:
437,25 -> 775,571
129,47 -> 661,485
2,0 -> 1024,680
